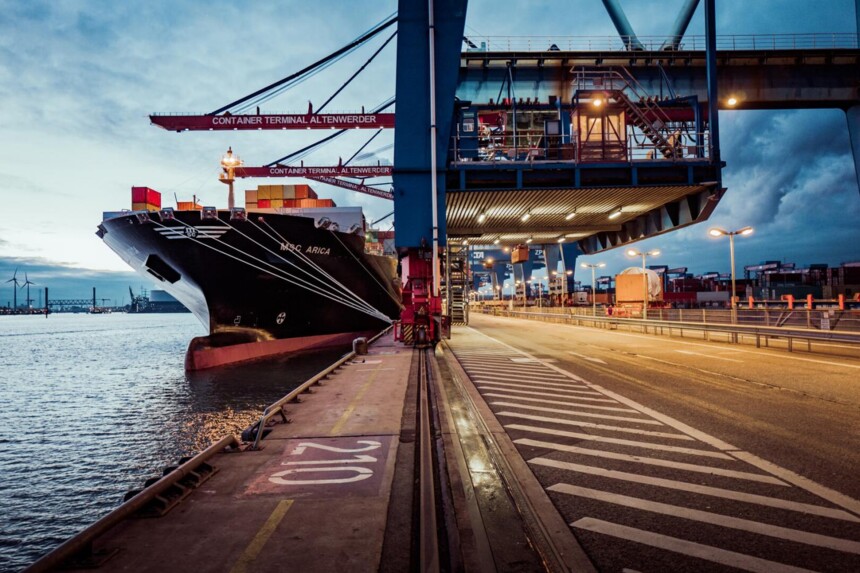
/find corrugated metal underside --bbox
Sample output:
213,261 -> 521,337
445,184 -> 722,254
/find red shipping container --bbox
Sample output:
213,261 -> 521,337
258,199 -> 271,208
131,186 -> 147,202
147,189 -> 161,207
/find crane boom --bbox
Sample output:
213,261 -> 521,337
150,113 -> 395,132
306,175 -> 394,200
236,165 -> 392,178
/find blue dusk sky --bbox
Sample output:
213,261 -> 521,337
0,0 -> 858,302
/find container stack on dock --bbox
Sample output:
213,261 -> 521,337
245,184 -> 336,210
131,187 -> 161,212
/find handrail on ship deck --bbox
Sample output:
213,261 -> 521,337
245,326 -> 394,450
484,308 -> 860,352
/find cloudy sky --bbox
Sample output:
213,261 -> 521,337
0,0 -> 858,302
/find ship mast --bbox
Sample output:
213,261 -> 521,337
219,146 -> 243,209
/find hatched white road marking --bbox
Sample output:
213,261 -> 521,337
572,518 -> 817,573
506,424 -> 732,459
531,458 -> 857,522
490,402 -> 662,425
551,484 -> 860,554
466,372 -> 588,385
476,385 -> 618,403
496,412 -> 692,440
472,380 -> 602,395
483,393 -> 639,413
568,351 -> 608,364
515,438 -> 786,485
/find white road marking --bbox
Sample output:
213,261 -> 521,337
476,385 -> 618,403
472,379 -> 602,395
467,371 -> 586,385
490,402 -> 662,425
552,484 -> 860,554
496,412 -> 692,440
484,393 -> 639,413
572,517 -> 817,573
730,450 -> 860,518
531,458 -> 858,522
675,349 -> 744,363
568,351 -> 608,365
462,365 -> 571,380
511,357 -> 557,363
515,438 -> 786,485
506,424 -> 732,459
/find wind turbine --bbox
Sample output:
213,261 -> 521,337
5,268 -> 21,309
21,273 -> 36,308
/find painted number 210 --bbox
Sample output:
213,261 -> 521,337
268,440 -> 382,485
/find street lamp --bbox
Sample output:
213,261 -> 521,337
708,226 -> 753,323
581,262 -> 606,316
626,248 -> 661,319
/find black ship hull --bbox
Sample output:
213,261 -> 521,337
98,209 -> 401,369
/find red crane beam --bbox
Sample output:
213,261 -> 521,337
236,165 -> 393,178
306,176 -> 394,200
150,113 -> 395,132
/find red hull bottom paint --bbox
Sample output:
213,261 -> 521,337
184,330 -> 379,370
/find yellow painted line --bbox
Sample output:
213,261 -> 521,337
329,365 -> 383,436
230,499 -> 294,573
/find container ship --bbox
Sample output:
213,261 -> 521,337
98,183 -> 401,370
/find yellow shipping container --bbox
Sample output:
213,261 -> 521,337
132,202 -> 159,211
270,199 -> 284,208
257,187 -> 272,200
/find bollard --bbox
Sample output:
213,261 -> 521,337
748,296 -> 754,310
806,294 -> 814,310
353,337 -> 368,355
839,294 -> 845,311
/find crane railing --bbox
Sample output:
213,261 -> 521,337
463,33 -> 859,53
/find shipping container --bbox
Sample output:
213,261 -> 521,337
294,184 -> 318,199
147,189 -> 161,207
258,199 -> 271,208
258,187 -> 272,200
270,199 -> 284,208
245,190 -> 258,202
245,201 -> 258,209
131,187 -> 147,203
511,245 -> 529,264
282,185 -> 296,200
176,201 -> 202,211
131,202 -> 160,212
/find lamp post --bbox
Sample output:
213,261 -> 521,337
219,147 -> 243,210
626,248 -> 661,319
581,262 -> 606,316
708,226 -> 753,323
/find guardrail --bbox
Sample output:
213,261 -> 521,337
484,305 -> 860,332
24,434 -> 240,573
485,308 -> 860,352
243,326 -> 393,450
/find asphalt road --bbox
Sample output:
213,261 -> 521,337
448,313 -> 860,573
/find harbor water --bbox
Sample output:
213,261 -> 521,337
0,313 -> 350,571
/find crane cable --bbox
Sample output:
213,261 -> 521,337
266,97 -> 394,166
212,13 -> 397,115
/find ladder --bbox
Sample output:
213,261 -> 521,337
444,245 -> 470,325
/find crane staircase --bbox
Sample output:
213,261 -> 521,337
444,246 -> 470,325
573,67 -> 687,160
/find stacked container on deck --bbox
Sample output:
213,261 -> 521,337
245,184 -> 336,210
131,187 -> 161,212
